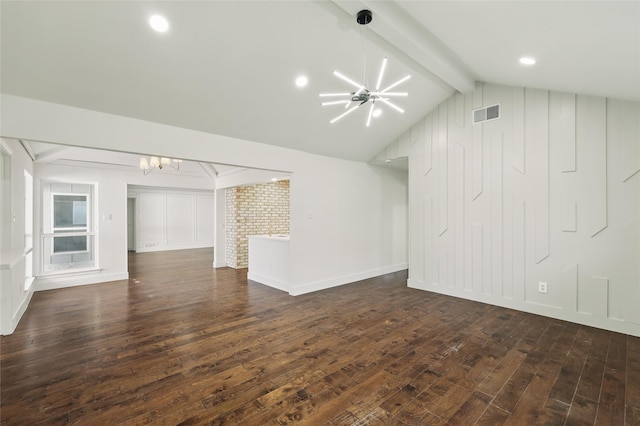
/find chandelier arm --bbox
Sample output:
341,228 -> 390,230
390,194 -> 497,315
366,102 -> 375,127
380,75 -> 411,93
333,70 -> 364,90
369,92 -> 408,96
375,57 -> 388,91
321,100 -> 351,106
330,104 -> 360,124
379,97 -> 405,113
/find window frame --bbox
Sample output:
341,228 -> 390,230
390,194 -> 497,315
49,192 -> 90,254
40,182 -> 98,276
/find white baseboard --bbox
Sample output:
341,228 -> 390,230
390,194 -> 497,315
290,263 -> 408,296
135,244 -> 213,253
36,271 -> 129,291
213,260 -> 228,268
247,272 -> 290,292
3,288 -> 34,336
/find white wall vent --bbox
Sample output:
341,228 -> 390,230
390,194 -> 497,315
472,104 -> 501,124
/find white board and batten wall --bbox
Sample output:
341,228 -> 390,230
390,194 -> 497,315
393,82 -> 640,337
128,186 -> 215,253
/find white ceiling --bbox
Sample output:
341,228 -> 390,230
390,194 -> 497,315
2,1 -> 638,165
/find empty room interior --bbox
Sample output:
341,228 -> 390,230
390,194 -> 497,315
1,1 -> 639,425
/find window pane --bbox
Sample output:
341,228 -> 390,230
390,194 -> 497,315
43,234 -> 95,273
53,235 -> 87,253
54,195 -> 87,228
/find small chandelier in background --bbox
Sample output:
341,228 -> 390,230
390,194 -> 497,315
139,156 -> 183,175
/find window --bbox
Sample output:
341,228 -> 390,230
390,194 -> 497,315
53,194 -> 88,253
42,182 -> 96,274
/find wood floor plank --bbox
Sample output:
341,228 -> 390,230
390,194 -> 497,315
476,404 -> 510,425
606,332 -> 628,372
477,345 -> 528,397
565,394 -> 598,425
594,368 -> 626,425
548,348 -> 587,406
446,390 -> 493,424
1,248 -> 639,425
506,368 -> 569,425
627,341 -> 640,409
627,405 -> 640,425
575,355 -> 605,402
492,364 -> 536,413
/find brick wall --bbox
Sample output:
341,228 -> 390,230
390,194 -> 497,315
225,188 -> 238,269
225,180 -> 290,268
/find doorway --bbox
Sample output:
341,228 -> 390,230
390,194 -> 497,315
127,197 -> 135,251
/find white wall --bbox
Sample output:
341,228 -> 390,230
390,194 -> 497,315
404,82 -> 640,337
2,95 -> 408,296
128,186 -> 214,252
288,158 -> 408,295
0,138 -> 35,335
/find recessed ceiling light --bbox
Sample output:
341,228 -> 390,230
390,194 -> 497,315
295,76 -> 308,88
149,15 -> 169,33
372,109 -> 382,118
519,57 -> 536,65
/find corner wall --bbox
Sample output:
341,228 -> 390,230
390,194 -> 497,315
0,138 -> 34,335
406,82 -> 640,336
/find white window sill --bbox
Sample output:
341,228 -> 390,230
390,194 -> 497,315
38,267 -> 102,278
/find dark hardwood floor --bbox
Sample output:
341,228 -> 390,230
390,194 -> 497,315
1,248 -> 639,425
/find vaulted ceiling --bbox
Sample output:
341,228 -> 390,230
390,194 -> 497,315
2,1 -> 638,164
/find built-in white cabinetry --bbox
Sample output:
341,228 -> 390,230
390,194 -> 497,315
130,187 -> 214,253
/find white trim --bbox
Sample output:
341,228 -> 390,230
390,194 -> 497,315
0,138 -> 14,155
24,276 -> 35,290
36,271 -> 129,291
13,287 -> 33,322
3,287 -> 34,336
289,263 -> 408,296
19,140 -> 35,161
213,260 -> 228,268
247,272 -> 290,293
38,267 -> 102,277
135,243 -> 214,253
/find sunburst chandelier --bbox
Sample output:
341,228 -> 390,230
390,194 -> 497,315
319,10 -> 411,127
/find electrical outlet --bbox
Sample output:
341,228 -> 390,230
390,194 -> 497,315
538,281 -> 548,294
